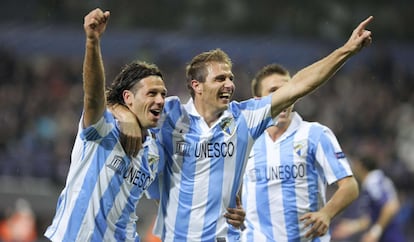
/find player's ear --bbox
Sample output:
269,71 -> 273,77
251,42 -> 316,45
122,90 -> 133,106
191,79 -> 202,94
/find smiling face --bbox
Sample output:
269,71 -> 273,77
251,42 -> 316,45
123,75 -> 166,129
195,61 -> 235,114
259,73 -> 293,128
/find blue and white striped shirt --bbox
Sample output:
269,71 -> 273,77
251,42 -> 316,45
148,96 -> 274,242
45,109 -> 164,242
241,112 -> 353,242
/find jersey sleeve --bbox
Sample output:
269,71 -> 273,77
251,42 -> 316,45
238,95 -> 274,140
158,96 -> 182,129
80,109 -> 117,142
315,126 -> 353,185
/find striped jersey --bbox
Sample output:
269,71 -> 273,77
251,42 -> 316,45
148,95 -> 274,242
241,112 -> 353,242
44,110 -> 164,242
360,170 -> 406,242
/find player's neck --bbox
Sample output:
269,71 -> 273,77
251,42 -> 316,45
267,121 -> 291,141
193,99 -> 223,127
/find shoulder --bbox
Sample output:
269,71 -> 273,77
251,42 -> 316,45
165,96 -> 182,107
85,109 -> 116,129
294,120 -> 338,148
303,121 -> 337,137
80,109 -> 117,141
229,96 -> 272,111
162,96 -> 185,115
166,96 -> 181,102
364,170 -> 396,199
294,120 -> 323,136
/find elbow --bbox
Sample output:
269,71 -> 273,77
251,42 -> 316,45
389,198 -> 401,215
350,177 -> 360,201
353,187 -> 360,202
341,176 -> 359,202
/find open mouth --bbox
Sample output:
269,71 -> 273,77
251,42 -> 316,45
149,109 -> 161,117
219,92 -> 232,100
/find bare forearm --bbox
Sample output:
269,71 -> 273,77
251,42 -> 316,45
293,46 -> 351,96
321,177 -> 359,220
271,44 -> 359,117
82,9 -> 110,127
375,198 -> 400,230
83,37 -> 106,126
110,103 -> 136,121
270,16 -> 372,117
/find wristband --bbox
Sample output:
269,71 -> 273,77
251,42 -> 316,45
369,224 -> 382,238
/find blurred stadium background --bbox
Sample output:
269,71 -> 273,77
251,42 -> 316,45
0,0 -> 413,241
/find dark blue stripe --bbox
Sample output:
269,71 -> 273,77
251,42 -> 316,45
281,135 -> 300,241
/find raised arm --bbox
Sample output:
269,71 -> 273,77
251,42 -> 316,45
82,8 -> 110,127
270,16 -> 373,117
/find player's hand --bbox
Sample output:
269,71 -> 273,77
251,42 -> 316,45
361,231 -> 380,242
300,211 -> 331,239
119,118 -> 142,157
344,16 -> 373,54
84,8 -> 110,40
361,224 -> 382,242
224,195 -> 246,229
331,219 -> 360,239
109,104 -> 142,157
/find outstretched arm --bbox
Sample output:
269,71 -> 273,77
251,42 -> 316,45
82,8 -> 110,127
270,16 -> 373,117
300,176 -> 359,239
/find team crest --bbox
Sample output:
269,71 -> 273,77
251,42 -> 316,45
293,140 -> 307,158
148,154 -> 159,166
220,117 -> 236,135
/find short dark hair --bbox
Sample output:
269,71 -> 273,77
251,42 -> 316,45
106,61 -> 163,105
251,64 -> 290,97
185,49 -> 232,98
358,155 -> 378,171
